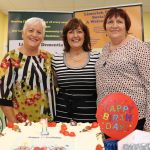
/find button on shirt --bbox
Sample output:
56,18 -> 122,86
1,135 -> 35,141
95,37 -> 150,131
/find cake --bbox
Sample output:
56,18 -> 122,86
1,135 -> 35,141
0,120 -> 104,150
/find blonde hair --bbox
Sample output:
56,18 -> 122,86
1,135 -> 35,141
23,17 -> 46,35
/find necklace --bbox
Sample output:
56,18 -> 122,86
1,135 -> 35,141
69,52 -> 85,62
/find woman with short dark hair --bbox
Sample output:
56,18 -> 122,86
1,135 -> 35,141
96,7 -> 150,132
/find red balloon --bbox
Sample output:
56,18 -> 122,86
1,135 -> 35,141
96,92 -> 138,140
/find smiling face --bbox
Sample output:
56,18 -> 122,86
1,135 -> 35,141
22,22 -> 44,50
67,26 -> 84,50
106,16 -> 127,41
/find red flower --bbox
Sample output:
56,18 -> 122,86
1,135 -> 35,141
40,52 -> 48,59
25,98 -> 35,105
12,98 -> 19,109
16,112 -> 27,123
33,93 -> 41,100
11,58 -> 20,68
0,58 -> 10,69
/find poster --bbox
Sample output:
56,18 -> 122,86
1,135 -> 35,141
8,12 -> 73,54
8,4 -> 143,53
74,4 -> 143,52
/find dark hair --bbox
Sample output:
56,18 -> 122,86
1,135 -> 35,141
103,8 -> 131,32
62,18 -> 91,52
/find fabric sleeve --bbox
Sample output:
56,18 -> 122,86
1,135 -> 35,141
50,70 -> 56,117
0,53 -> 14,106
45,52 -> 56,119
135,41 -> 150,131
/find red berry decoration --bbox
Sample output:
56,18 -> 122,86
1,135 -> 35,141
96,144 -> 103,150
91,122 -> 99,128
7,122 -> 14,128
62,130 -> 69,136
69,132 -> 76,137
48,122 -> 57,127
61,124 -> 67,131
33,147 -> 47,150
85,125 -> 91,130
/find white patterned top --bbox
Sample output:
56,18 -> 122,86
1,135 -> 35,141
95,37 -> 150,131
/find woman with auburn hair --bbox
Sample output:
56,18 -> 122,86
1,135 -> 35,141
52,18 -> 100,123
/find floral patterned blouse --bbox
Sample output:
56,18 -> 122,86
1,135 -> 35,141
0,49 -> 55,122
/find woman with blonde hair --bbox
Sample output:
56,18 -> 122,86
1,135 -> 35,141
0,17 -> 55,123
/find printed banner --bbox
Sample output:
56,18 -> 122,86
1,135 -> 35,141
8,12 -> 73,54
8,5 -> 143,53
